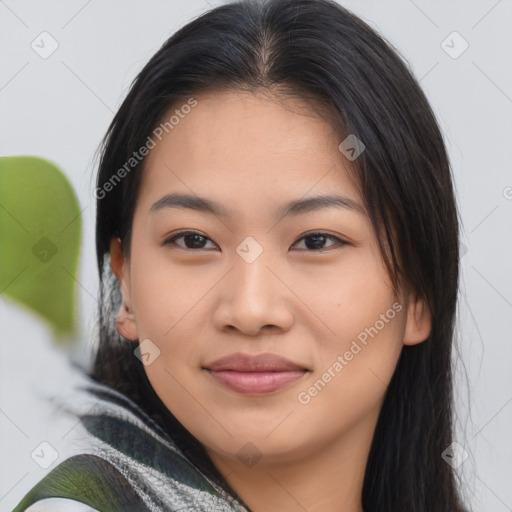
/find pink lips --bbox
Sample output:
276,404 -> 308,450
203,353 -> 308,395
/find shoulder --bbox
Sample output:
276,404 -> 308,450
12,453 -> 150,512
24,497 -> 100,512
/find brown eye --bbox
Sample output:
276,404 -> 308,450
163,231 -> 218,250
292,232 -> 348,251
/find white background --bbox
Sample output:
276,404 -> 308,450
1,0 -> 511,510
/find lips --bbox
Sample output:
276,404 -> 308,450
203,353 -> 309,395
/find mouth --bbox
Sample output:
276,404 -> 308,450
202,353 -> 310,395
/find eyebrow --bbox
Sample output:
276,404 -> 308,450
149,193 -> 366,218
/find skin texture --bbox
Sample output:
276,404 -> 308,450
110,90 -> 431,512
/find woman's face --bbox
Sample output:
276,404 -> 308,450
112,90 -> 430,469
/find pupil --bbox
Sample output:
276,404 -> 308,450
186,234 -> 205,248
306,235 -> 325,250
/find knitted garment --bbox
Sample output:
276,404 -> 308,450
13,379 -> 250,512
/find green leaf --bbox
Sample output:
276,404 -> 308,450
0,156 -> 81,343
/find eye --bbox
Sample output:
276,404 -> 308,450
291,232 -> 348,251
163,230 -> 348,252
163,230 -> 218,250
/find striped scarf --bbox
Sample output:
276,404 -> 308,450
13,379 -> 250,512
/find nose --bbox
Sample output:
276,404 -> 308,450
212,248 -> 295,337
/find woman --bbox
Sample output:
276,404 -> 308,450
14,0 -> 470,510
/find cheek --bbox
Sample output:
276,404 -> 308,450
128,247 -> 211,391
291,245 -> 400,346
295,247 -> 406,401
129,244 -> 212,339
129,264 -> 203,424
295,301 -> 405,445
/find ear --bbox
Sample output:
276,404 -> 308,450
110,237 -> 139,341
402,291 -> 432,346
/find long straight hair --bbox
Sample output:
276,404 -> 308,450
92,1 -> 468,510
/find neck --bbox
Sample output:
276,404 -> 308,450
206,406 -> 380,512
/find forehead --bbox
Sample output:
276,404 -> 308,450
139,90 -> 361,210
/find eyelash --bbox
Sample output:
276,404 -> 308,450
162,230 -> 348,252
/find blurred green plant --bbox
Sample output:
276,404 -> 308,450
0,156 -> 81,344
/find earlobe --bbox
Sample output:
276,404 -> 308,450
109,237 -> 139,341
403,292 -> 432,346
